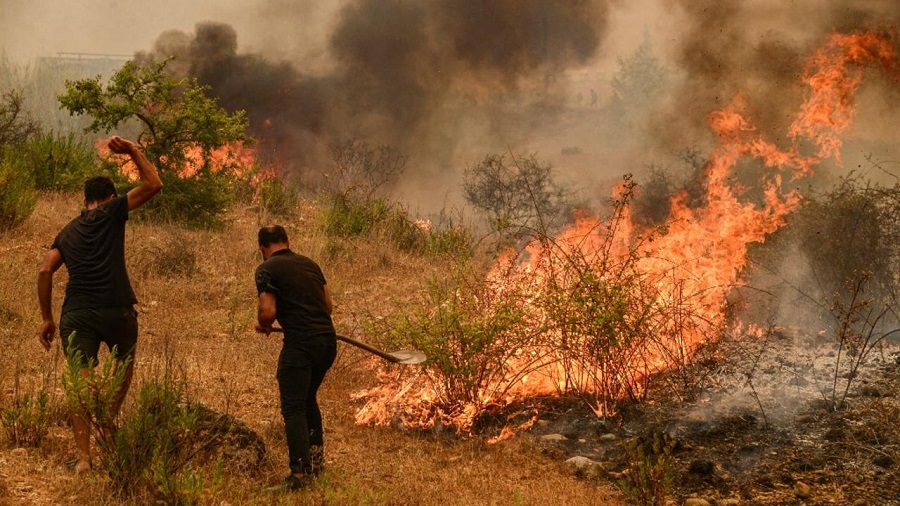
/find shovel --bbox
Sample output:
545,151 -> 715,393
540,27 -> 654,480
269,328 -> 426,365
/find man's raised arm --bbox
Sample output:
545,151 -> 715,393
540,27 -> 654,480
109,136 -> 163,211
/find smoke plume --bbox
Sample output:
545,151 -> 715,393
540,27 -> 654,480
127,0 -> 900,206
137,0 -> 611,194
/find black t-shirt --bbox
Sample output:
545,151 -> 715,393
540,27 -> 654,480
51,196 -> 137,313
255,249 -> 335,341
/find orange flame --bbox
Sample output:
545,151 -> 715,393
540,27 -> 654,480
96,139 -> 258,180
355,31 -> 897,433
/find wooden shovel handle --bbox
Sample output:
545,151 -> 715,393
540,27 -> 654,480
269,327 -> 400,363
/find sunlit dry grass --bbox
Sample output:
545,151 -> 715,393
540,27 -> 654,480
0,193 -> 624,505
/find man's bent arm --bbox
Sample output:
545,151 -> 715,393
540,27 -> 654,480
37,249 -> 64,350
109,137 -> 163,211
324,285 -> 334,315
256,292 -> 277,333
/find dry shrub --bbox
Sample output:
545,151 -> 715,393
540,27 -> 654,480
750,174 -> 900,326
133,230 -> 198,279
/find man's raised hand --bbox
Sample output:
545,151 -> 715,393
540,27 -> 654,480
108,136 -> 137,156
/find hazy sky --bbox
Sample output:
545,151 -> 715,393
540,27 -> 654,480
0,0 -> 344,65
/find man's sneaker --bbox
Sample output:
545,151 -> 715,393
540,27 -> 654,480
266,473 -> 311,492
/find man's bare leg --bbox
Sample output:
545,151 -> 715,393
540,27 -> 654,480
112,358 -> 134,417
72,367 -> 92,473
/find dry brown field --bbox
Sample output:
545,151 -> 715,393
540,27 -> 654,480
0,193 -> 624,505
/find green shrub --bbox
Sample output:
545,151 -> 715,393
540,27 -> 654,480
617,432 -> 676,506
138,167 -> 239,229
26,131 -> 98,191
1,390 -> 51,447
321,192 -> 391,238
424,223 -> 474,259
254,171 -> 300,217
378,205 -> 426,253
366,268 -> 545,431
63,346 -> 206,503
0,148 -> 37,231
59,59 -> 250,229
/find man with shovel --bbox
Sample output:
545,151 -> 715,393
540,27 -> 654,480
254,225 -> 337,491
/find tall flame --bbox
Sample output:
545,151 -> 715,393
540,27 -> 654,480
355,31 -> 897,434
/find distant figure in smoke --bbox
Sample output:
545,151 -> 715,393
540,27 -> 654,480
254,225 -> 337,491
591,89 -> 598,107
37,137 -> 163,473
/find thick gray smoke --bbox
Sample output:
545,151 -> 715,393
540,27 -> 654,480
126,0 -> 900,207
139,0 -> 611,191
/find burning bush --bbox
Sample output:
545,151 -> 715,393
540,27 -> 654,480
59,59 -> 250,228
360,265 -> 547,432
357,178 -> 726,432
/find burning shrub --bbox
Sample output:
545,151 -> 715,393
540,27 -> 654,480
59,59 -> 250,228
359,266 -> 548,432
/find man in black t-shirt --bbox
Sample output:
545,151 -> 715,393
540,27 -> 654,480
254,225 -> 337,491
37,136 -> 162,474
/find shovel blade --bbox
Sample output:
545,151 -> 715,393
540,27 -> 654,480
387,350 -> 427,365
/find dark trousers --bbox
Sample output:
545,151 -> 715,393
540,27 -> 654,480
277,335 -> 337,475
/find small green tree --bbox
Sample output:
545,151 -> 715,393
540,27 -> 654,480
59,59 -> 250,227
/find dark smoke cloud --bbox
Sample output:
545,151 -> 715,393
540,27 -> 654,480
139,0 -> 612,185
134,0 -> 900,205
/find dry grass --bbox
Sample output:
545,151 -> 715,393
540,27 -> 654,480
0,193 -> 624,505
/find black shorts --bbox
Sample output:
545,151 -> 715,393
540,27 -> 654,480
59,307 -> 138,366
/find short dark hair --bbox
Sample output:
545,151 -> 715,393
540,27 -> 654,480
258,225 -> 289,247
84,176 -> 117,204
